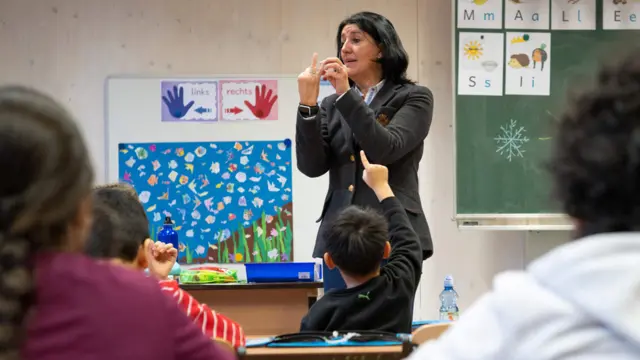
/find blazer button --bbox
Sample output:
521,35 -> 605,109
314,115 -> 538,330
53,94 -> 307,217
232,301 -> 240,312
348,184 -> 354,192
349,154 -> 355,162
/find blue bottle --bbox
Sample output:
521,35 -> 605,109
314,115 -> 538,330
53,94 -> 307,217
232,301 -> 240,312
157,216 -> 179,250
439,275 -> 460,321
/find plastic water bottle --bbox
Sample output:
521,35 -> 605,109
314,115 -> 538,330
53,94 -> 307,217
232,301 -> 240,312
157,216 -> 179,250
439,275 -> 459,321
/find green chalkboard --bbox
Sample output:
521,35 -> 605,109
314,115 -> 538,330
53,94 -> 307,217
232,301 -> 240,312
455,0 -> 640,215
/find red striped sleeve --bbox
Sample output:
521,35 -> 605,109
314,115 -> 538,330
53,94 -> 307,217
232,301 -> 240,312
158,279 -> 246,348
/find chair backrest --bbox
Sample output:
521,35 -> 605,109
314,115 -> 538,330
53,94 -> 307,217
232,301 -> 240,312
411,323 -> 452,345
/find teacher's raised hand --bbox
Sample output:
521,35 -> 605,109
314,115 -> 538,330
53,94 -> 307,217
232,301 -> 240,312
319,57 -> 350,96
297,53 -> 322,106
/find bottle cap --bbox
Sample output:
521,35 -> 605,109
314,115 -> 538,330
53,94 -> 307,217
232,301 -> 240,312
164,216 -> 172,225
444,274 -> 454,287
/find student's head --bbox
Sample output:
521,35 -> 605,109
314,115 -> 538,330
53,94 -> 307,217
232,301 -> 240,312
549,51 -> 640,238
87,183 -> 150,268
87,200 -> 128,261
336,11 -> 413,87
0,85 -> 94,356
323,206 -> 391,278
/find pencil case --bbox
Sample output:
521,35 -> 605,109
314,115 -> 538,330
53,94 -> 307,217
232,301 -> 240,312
179,266 -> 238,284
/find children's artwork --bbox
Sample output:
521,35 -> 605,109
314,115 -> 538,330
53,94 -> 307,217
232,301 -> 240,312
551,0 -> 596,30
161,81 -> 219,122
505,32 -> 551,96
220,80 -> 278,121
457,32 -> 504,96
504,0 -> 550,30
118,140 -> 294,264
603,0 -> 640,30
457,0 -> 503,29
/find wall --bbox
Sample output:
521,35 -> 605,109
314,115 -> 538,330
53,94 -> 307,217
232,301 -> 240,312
0,0 -> 571,319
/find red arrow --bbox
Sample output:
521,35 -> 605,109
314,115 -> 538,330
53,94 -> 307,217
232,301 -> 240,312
225,106 -> 243,115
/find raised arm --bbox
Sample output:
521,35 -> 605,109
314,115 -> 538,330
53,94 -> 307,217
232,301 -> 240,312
335,85 -> 433,165
295,99 -> 332,178
360,151 -> 422,286
379,197 -> 422,286
295,52 -> 333,178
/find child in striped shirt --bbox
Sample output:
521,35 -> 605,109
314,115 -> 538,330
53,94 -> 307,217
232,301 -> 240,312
87,184 -> 246,348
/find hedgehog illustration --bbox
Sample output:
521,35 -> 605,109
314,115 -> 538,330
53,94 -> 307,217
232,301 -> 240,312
508,54 -> 530,69
532,44 -> 548,71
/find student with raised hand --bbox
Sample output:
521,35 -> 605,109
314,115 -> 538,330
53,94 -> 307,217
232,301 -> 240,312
0,85 -> 233,360
88,184 -> 246,349
408,51 -> 640,359
295,11 -> 435,292
300,151 -> 422,333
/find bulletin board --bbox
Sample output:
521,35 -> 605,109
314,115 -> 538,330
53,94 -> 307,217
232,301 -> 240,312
105,75 -> 335,264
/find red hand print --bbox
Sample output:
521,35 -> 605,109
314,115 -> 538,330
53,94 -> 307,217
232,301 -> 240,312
244,84 -> 278,119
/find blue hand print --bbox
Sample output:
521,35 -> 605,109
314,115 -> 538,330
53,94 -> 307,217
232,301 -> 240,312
162,85 -> 195,118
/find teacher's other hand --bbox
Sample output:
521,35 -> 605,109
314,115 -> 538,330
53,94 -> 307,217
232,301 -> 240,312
297,52 -> 321,106
320,57 -> 350,95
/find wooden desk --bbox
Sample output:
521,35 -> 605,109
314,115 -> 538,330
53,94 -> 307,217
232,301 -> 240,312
181,282 -> 322,335
237,335 -> 411,359
239,344 -> 407,359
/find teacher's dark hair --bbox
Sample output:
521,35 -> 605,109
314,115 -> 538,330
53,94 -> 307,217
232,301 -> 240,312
0,85 -> 93,358
548,49 -> 640,238
336,11 -> 414,85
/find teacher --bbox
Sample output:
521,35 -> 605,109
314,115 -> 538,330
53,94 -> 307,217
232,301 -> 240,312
295,11 -> 434,291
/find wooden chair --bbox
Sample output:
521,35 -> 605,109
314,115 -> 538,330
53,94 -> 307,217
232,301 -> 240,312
411,323 -> 452,345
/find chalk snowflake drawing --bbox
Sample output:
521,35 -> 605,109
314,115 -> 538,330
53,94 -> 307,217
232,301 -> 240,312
494,118 -> 530,161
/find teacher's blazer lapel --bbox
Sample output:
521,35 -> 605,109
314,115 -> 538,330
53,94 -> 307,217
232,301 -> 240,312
369,81 -> 401,128
368,81 -> 400,111
339,81 -> 400,147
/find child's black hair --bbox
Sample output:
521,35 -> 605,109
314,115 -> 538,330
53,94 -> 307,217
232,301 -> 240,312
324,205 -> 388,277
88,184 -> 149,262
85,200 -> 127,260
548,49 -> 640,237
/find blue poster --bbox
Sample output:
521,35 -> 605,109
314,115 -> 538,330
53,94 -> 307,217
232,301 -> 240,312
118,140 -> 293,264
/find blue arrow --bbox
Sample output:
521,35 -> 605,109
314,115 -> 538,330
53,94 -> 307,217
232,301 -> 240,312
195,106 -> 211,114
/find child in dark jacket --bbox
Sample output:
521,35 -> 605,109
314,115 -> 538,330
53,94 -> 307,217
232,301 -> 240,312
300,151 -> 422,334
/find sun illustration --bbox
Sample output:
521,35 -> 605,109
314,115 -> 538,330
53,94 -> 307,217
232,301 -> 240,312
464,40 -> 483,60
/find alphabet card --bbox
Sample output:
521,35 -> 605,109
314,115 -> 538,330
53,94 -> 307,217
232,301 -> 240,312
457,32 -> 504,96
603,0 -> 640,30
505,0 -> 550,30
505,33 -> 551,96
457,0 -> 502,29
551,0 -> 596,30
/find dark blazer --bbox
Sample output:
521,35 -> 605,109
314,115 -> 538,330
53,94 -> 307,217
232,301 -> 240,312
295,80 -> 434,260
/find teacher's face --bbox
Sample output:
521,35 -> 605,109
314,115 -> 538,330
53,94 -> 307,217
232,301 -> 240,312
339,24 -> 381,82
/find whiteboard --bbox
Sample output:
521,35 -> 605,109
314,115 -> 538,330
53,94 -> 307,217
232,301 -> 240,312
105,75 -> 335,262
